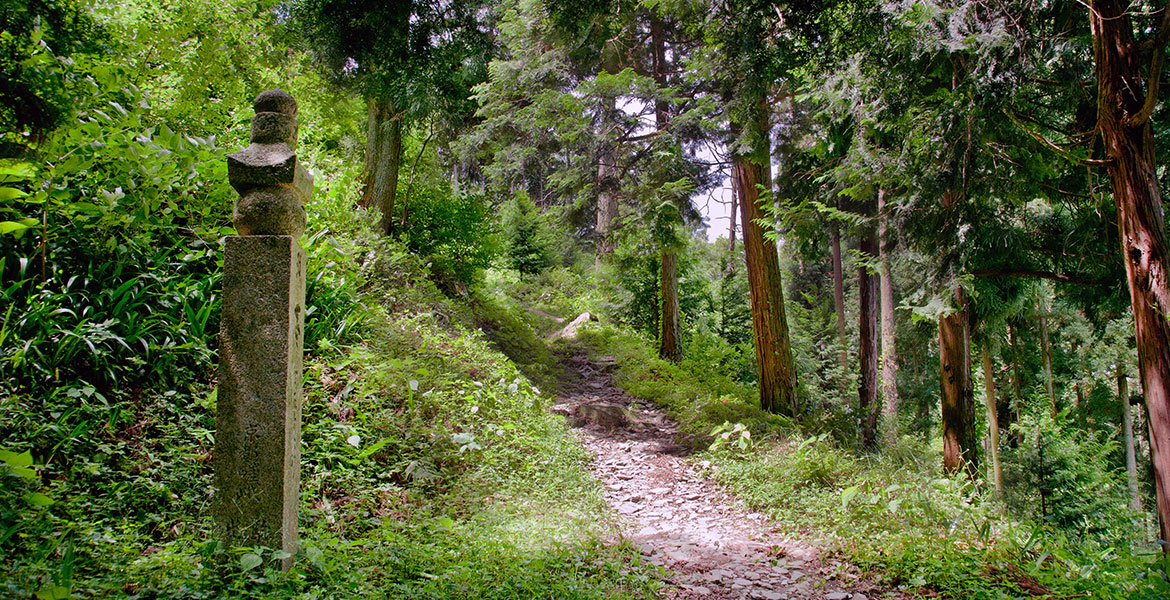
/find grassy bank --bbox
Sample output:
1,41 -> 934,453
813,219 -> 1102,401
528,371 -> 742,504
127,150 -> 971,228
0,190 -> 658,598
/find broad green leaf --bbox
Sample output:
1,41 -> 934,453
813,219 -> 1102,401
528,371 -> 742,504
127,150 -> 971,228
24,492 -> 53,506
0,221 -> 32,235
0,161 -> 34,178
841,485 -> 860,510
35,585 -> 70,600
0,449 -> 33,467
356,438 -> 390,459
0,187 -> 29,201
239,552 -> 262,571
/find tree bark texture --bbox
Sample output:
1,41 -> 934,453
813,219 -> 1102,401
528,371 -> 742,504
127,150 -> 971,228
1121,372 -> 1142,510
361,97 -> 403,236
940,288 -> 976,474
982,343 -> 1004,492
1039,311 -> 1057,417
831,224 -> 848,370
878,189 -> 899,442
733,146 -> 798,415
728,179 -> 739,252
659,249 -> 682,362
858,231 -> 880,449
1091,0 -> 1170,548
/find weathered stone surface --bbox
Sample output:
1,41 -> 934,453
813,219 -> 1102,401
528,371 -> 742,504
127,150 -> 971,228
577,402 -> 630,428
232,185 -> 309,237
215,235 -> 306,569
551,312 -> 597,339
227,88 -> 312,237
254,88 -> 298,116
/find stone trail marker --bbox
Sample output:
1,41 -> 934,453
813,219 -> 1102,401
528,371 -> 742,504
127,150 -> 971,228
214,89 -> 312,570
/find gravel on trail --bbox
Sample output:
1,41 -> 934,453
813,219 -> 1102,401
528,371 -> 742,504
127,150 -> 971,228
553,348 -> 906,600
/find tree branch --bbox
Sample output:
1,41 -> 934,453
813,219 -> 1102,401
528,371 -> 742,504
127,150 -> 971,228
1127,1 -> 1170,126
1005,110 -> 1111,167
972,268 -> 1106,286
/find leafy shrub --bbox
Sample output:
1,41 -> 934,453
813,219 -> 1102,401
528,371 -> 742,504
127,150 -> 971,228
500,192 -> 552,275
399,186 -> 498,290
1,79 -> 233,394
1002,413 -> 1133,544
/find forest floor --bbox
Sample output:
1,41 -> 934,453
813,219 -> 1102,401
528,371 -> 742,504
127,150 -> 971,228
553,346 -> 906,600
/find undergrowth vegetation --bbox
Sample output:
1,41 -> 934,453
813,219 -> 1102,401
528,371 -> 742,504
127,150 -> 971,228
549,312 -> 1170,600
0,161 -> 659,597
475,264 -> 1170,600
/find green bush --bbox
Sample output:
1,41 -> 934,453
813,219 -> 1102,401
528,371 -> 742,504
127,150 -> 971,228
399,186 -> 498,290
500,192 -> 552,276
1002,413 -> 1133,544
0,79 -> 232,395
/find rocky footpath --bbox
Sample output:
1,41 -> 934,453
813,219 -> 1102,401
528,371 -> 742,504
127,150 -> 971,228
553,349 -> 904,600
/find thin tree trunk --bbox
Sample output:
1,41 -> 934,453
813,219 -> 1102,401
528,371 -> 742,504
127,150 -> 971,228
1039,310 -> 1057,418
732,107 -> 798,415
1121,372 -> 1142,510
650,10 -> 681,361
360,97 -> 403,236
595,97 -> 619,269
879,189 -> 899,443
859,231 -> 880,449
659,249 -> 682,361
982,343 -> 1004,492
940,287 -> 976,475
728,180 -> 738,252
1005,323 -> 1023,448
831,224 -> 847,370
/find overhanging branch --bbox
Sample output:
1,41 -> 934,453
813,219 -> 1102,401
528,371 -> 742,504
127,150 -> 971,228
1128,1 -> 1170,126
972,268 -> 1107,287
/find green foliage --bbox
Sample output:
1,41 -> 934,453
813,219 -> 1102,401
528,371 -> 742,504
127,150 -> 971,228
399,186 -> 498,290
500,192 -> 553,275
0,0 -> 106,154
1002,413 -> 1133,543
576,323 -> 791,444
0,77 -> 231,394
0,197 -> 657,598
292,0 -> 494,125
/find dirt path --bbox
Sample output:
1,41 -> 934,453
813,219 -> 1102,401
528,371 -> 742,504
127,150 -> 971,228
553,347 -> 898,600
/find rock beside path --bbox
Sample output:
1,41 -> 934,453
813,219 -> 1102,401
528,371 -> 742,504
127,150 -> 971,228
550,312 -> 597,339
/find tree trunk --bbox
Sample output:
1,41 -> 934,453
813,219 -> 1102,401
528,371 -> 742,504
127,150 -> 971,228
879,189 -> 899,443
1121,372 -> 1142,510
982,343 -> 1004,492
1039,311 -> 1057,418
732,108 -> 798,415
1005,323 -> 1024,448
595,97 -> 620,269
659,249 -> 682,362
649,10 -> 683,361
940,287 -> 976,474
831,224 -> 848,370
1091,0 -> 1170,550
360,97 -> 403,236
728,179 -> 738,252
858,231 -> 880,449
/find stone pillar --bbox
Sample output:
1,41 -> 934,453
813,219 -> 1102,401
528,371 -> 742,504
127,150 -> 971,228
214,89 -> 312,570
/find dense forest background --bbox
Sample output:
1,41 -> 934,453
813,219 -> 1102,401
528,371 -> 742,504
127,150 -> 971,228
3,0 -> 1170,598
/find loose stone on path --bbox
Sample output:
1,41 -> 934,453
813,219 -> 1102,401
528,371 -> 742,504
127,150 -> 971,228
554,348 -> 902,600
